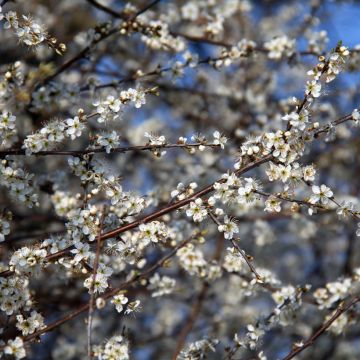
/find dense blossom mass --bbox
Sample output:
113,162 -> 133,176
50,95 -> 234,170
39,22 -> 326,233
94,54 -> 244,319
0,0 -> 360,359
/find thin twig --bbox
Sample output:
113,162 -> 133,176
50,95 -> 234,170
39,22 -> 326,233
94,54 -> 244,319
281,294 -> 360,360
172,234 -> 225,359
87,207 -> 106,359
0,143 -> 220,157
208,211 -> 263,281
86,0 -> 124,18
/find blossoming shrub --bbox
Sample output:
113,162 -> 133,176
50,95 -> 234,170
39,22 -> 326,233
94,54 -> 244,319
0,1 -> 360,359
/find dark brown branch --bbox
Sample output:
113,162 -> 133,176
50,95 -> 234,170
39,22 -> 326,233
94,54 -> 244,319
171,282 -> 210,360
282,294 -> 360,360
0,143 -> 220,157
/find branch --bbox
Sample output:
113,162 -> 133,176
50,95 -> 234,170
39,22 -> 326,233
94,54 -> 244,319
0,143 -> 221,157
86,0 -> 124,18
171,233 -> 225,359
0,236 -> 192,349
87,208 -> 106,359
282,294 -> 360,360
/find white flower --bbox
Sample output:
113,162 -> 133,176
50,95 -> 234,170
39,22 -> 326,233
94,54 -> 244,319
96,131 -> 120,153
4,337 -> 26,359
213,130 -> 227,149
3,11 -> 18,29
303,165 -> 316,182
310,184 -> 333,205
93,95 -> 123,123
111,293 -> 129,313
272,285 -> 296,305
66,116 -> 84,140
16,310 -> 45,336
306,80 -> 321,98
246,324 -> 265,349
139,221 -> 170,244
237,183 -> 256,203
266,162 -> 279,182
127,88 -> 146,108
105,95 -> 121,112
282,110 -> 309,130
84,273 -> 110,293
186,198 -> 207,222
277,164 -> 292,183
336,201 -> 355,219
218,216 -> 239,239
352,108 -> 360,126
144,132 -> 166,146
264,196 -> 281,213
124,299 -> 141,314
70,242 -> 91,263
181,2 -> 199,21
0,214 -> 11,242
0,110 -> 16,130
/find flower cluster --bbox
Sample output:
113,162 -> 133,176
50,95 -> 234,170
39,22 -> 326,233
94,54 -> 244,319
178,338 -> 219,360
217,39 -> 257,67
171,182 -> 198,201
138,221 -> 172,245
148,273 -> 176,297
51,191 -> 79,217
264,35 -> 296,60
313,277 -> 352,309
140,20 -> 185,52
0,211 -> 11,242
266,162 -> 316,184
9,246 -> 47,276
93,334 -> 129,360
223,247 -> 245,273
144,132 -> 167,156
0,110 -> 17,147
0,159 -> 39,207
67,157 -> 131,208
282,110 -> 309,130
23,115 -> 86,154
66,206 -> 101,242
84,263 -> 113,293
16,310 -> 45,336
177,244 -> 207,276
1,9 -> 65,54
0,276 -> 31,316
